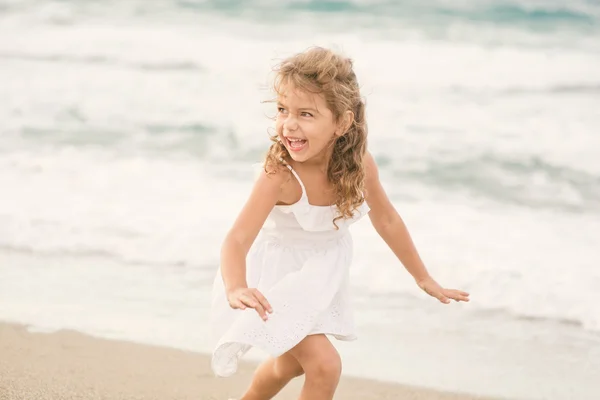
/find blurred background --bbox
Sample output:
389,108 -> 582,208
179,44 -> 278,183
1,1 -> 599,399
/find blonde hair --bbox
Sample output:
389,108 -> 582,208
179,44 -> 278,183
264,47 -> 368,228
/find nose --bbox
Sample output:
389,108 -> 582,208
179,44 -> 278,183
283,113 -> 299,132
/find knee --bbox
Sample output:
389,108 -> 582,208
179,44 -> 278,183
282,363 -> 304,380
305,351 -> 342,382
274,357 -> 304,381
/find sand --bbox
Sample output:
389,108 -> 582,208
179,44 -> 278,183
0,322 -> 498,400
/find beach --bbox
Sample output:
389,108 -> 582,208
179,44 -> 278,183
1,322 -> 498,400
2,0 -> 600,399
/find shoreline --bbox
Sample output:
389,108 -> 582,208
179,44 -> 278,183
0,322 -> 500,400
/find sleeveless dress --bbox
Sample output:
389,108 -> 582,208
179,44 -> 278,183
209,163 -> 370,377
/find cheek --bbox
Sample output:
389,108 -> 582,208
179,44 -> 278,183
306,122 -> 335,143
275,118 -> 284,133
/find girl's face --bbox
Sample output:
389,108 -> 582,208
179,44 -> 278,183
276,85 -> 341,164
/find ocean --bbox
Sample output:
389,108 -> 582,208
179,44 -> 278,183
1,0 -> 600,399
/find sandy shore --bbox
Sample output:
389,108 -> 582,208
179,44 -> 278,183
0,322 -> 498,400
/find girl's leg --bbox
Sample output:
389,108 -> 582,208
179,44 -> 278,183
288,334 -> 342,400
240,352 -> 304,400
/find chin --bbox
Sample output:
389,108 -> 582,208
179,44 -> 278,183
287,151 -> 310,163
287,145 -> 331,165
282,143 -> 308,162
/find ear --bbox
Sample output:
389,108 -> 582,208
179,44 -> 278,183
335,110 -> 354,137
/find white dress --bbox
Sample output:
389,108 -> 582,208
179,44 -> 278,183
210,163 -> 370,377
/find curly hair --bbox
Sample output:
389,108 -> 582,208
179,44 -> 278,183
263,47 -> 368,229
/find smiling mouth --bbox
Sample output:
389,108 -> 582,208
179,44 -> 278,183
285,137 -> 308,152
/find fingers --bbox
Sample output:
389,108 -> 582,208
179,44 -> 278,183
428,287 -> 470,304
239,294 -> 268,320
229,299 -> 247,310
437,294 -> 451,304
444,289 -> 470,302
253,290 -> 273,314
230,289 -> 273,321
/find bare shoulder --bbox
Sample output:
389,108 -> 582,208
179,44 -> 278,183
364,150 -> 381,182
253,162 -> 299,206
225,163 -> 291,249
257,163 -> 292,190
363,150 -> 393,218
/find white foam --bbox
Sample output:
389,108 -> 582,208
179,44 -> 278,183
1,2 -> 600,332
0,148 -> 244,265
351,199 -> 600,332
1,4 -> 600,398
1,144 -> 599,333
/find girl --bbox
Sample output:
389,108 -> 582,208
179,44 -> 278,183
210,47 -> 470,400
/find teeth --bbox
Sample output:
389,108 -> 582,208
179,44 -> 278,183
287,138 -> 306,150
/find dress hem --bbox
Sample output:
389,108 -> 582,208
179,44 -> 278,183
212,329 -> 357,377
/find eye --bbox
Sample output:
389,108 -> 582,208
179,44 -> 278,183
277,107 -> 288,114
301,112 -> 313,117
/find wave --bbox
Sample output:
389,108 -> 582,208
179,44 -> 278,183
1,119 -> 218,154
0,145 -> 598,335
435,3 -> 597,24
2,0 -> 598,32
0,51 -> 205,72
0,243 -> 198,269
387,153 -> 600,213
499,83 -> 600,96
6,121 -> 599,214
176,0 -> 598,22
450,83 -> 600,97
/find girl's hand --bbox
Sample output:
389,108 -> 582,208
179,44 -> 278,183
417,276 -> 470,304
227,287 -> 273,321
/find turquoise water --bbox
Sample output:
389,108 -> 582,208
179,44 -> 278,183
1,1 -> 600,398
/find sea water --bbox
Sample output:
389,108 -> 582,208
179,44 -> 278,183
1,1 -> 600,399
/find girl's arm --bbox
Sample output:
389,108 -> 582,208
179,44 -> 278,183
363,151 -> 469,304
220,166 -> 287,320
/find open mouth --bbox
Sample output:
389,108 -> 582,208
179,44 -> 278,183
285,137 -> 308,152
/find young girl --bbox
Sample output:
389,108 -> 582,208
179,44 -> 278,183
210,47 -> 470,400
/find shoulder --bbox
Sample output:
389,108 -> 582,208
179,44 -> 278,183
363,150 -> 386,204
363,150 -> 380,181
255,162 -> 293,191
362,150 -> 395,217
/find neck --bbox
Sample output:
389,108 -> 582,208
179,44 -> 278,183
292,145 -> 334,173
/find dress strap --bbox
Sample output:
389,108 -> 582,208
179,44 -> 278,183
284,164 -> 307,200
